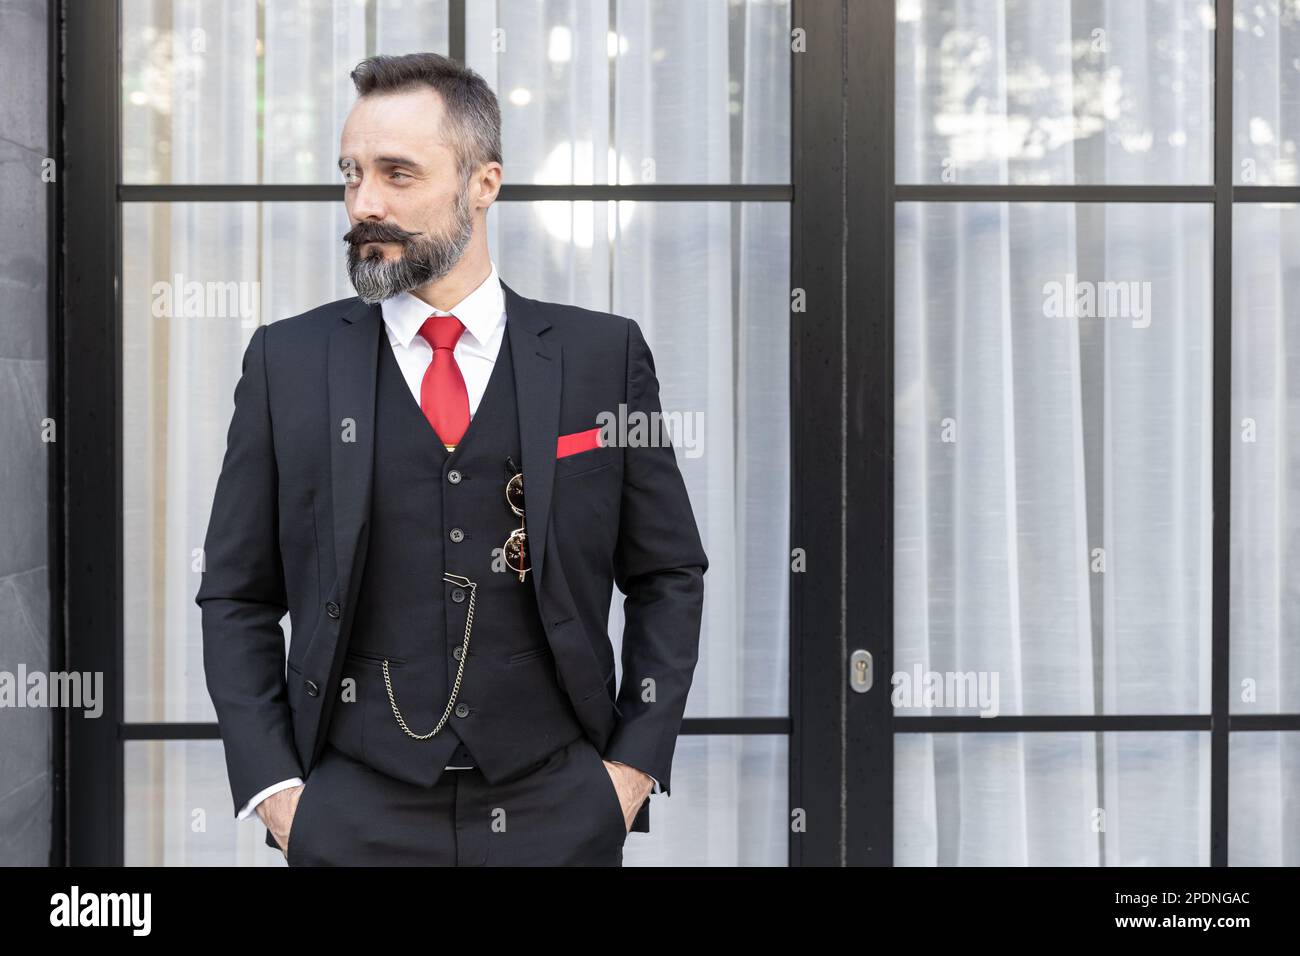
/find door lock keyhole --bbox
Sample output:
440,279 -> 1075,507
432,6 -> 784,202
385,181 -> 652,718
849,650 -> 873,693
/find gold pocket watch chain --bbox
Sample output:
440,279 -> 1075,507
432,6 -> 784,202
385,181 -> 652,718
381,572 -> 476,740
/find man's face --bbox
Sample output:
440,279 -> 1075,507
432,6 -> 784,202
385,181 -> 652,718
338,87 -> 477,304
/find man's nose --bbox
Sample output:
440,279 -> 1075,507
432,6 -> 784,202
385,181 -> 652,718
350,176 -> 387,222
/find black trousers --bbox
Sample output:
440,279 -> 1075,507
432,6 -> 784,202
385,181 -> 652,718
283,733 -> 628,866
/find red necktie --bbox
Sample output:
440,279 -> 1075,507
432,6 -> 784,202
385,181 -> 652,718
416,312 -> 470,451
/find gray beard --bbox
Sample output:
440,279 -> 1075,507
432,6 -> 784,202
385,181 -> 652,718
346,192 -> 475,304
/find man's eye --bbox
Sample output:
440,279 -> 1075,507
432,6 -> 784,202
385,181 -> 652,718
390,171 -> 410,181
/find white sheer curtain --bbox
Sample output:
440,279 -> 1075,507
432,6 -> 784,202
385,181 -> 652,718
1231,203 -> 1300,865
1228,4 -> 1300,867
895,0 -> 1215,865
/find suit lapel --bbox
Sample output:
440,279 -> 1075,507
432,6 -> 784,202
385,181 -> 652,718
501,279 -> 561,603
327,298 -> 381,617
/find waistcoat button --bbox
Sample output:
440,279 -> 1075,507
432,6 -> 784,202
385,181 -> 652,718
451,587 -> 465,603
449,527 -> 464,542
325,601 -> 340,619
447,469 -> 462,484
305,681 -> 319,697
452,646 -> 463,660
454,703 -> 470,718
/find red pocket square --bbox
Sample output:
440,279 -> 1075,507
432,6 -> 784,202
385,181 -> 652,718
556,427 -> 603,458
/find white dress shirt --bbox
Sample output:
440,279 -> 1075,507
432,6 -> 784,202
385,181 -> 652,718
237,260 -> 658,824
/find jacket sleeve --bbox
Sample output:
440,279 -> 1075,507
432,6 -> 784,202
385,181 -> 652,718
195,323 -> 304,815
601,318 -> 709,796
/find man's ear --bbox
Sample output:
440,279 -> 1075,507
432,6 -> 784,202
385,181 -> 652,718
474,163 -> 503,209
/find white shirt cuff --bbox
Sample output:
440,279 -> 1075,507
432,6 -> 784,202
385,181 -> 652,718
237,777 -> 304,821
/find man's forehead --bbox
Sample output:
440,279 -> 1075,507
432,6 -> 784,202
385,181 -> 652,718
340,90 -> 447,157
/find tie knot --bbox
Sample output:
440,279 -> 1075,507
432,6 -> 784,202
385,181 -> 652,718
418,312 -> 466,351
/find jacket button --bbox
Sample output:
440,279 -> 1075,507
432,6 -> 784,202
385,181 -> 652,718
305,680 -> 319,697
447,469 -> 462,484
325,601 -> 340,619
454,703 -> 470,718
451,587 -> 465,603
449,527 -> 464,542
452,646 -> 464,660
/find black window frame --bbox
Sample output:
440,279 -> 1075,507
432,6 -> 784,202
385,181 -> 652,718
848,0 -> 1300,867
57,0 -> 1295,869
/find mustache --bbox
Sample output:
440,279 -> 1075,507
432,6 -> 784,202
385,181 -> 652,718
343,220 -> 421,246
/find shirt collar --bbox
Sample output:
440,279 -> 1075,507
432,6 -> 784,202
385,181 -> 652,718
380,259 -> 504,350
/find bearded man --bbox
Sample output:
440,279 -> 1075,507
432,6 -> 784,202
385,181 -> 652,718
196,52 -> 708,866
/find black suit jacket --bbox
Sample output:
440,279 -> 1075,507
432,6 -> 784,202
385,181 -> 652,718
196,278 -> 709,843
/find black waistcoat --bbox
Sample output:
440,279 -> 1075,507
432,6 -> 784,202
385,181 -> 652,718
322,317 -> 585,787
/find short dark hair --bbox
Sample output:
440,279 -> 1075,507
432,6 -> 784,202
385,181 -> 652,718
350,52 -> 502,186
